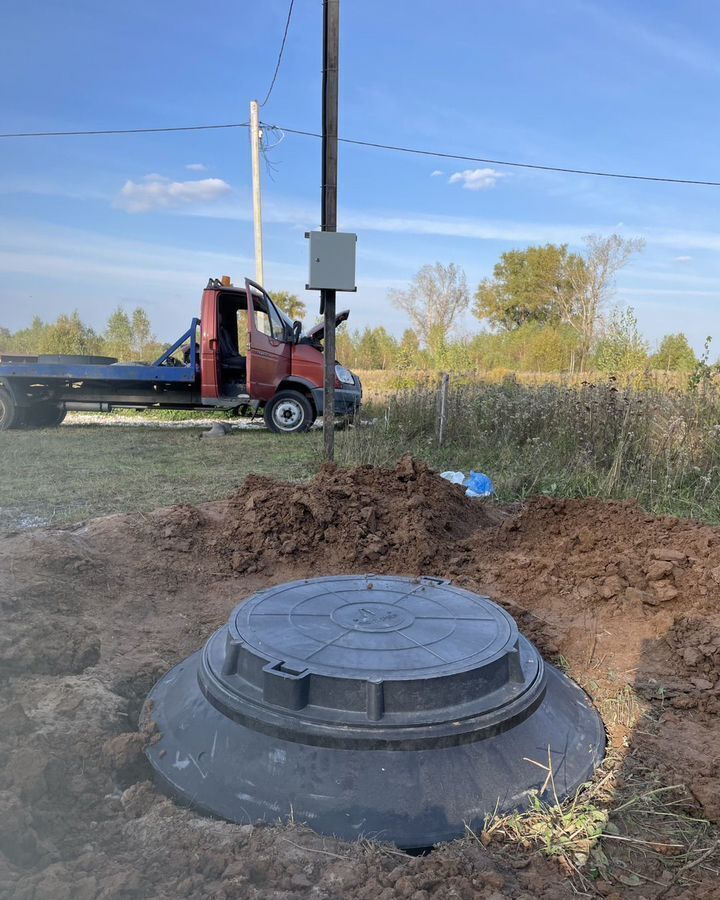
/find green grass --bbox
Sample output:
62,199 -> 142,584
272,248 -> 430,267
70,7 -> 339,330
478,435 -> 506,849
0,424 -> 322,531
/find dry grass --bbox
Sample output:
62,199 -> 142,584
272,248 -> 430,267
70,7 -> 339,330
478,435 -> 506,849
474,749 -> 719,893
339,378 -> 720,521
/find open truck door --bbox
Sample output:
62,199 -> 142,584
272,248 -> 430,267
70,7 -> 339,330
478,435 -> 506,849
245,280 -> 292,401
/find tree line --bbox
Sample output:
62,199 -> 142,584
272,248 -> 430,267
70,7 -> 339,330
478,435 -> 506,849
0,238 -> 700,373
0,307 -> 164,362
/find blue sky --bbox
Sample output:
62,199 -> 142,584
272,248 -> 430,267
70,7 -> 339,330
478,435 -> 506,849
2,0 -> 720,352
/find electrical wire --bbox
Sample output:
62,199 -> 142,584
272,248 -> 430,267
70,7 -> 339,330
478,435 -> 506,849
269,125 -> 720,187
259,0 -> 296,107
1,117 -> 719,188
0,123 -> 248,138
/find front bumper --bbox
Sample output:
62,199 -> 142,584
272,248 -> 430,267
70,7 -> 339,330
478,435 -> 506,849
311,375 -> 362,417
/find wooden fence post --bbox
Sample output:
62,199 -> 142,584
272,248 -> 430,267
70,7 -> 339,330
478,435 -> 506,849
436,372 -> 450,446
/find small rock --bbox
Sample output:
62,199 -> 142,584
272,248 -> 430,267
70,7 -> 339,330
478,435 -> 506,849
393,876 -> 415,898
646,559 -> 673,581
2,702 -> 33,735
652,582 -> 679,603
650,548 -> 687,562
120,781 -> 156,817
625,586 -> 657,605
691,677 -> 714,690
599,575 -> 626,599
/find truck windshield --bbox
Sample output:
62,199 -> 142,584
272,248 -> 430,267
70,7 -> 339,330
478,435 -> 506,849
273,303 -> 294,332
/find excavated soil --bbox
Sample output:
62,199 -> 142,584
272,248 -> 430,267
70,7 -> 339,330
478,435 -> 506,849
1,456 -> 720,899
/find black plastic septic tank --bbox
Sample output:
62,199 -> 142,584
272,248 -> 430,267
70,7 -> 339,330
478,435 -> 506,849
144,575 -> 605,848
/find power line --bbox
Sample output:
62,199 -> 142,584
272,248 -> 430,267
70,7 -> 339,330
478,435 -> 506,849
260,0 -> 296,107
270,125 -> 720,187
1,117 -> 719,187
0,123 -> 249,138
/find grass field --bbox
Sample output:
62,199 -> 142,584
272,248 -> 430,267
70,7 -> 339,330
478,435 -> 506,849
337,379 -> 720,522
4,373 -> 720,532
0,423 -> 322,532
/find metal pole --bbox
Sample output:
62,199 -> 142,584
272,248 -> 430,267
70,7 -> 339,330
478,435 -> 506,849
321,0 -> 339,461
249,100 -> 265,286
437,372 -> 450,446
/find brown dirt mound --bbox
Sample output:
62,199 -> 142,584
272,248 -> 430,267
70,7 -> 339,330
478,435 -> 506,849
2,461 -> 720,898
209,454 -> 497,574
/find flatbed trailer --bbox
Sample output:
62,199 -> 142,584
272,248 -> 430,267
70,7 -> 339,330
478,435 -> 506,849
0,278 -> 362,432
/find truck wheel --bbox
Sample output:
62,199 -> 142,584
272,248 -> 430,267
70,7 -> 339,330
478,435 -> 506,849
24,404 -> 67,428
264,390 -> 313,434
0,387 -> 19,431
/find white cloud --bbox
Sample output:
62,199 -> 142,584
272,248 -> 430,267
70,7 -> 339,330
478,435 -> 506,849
114,174 -> 232,213
448,168 -> 506,191
430,169 -> 444,177
185,163 -> 207,172
674,255 -> 692,263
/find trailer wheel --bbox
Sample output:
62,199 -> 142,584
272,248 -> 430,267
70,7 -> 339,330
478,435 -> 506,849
24,404 -> 67,428
0,387 -> 19,431
264,390 -> 313,434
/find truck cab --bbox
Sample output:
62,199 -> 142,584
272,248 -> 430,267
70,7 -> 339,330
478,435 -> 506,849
0,277 -> 362,433
199,277 -> 360,432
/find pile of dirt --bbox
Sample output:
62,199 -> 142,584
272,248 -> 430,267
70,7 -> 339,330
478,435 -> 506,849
1,461 -> 720,899
206,455 -> 496,574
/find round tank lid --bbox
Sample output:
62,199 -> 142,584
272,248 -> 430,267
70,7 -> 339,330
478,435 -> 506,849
200,576 -> 545,748
236,574 -> 517,678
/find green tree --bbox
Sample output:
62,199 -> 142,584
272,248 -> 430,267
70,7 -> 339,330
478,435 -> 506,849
103,307 -> 133,361
354,327 -> 398,369
389,263 -> 469,348
650,333 -> 697,372
10,315 -> 48,354
397,328 -> 420,369
594,307 -> 649,373
474,244 -> 583,330
131,307 -> 154,359
40,311 -> 101,355
272,291 -> 307,322
335,323 -> 354,367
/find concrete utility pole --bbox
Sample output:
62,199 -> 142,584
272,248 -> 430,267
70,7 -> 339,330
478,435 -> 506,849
321,0 -> 339,461
249,99 -> 265,286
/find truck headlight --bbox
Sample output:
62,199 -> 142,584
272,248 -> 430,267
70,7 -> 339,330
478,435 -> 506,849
335,365 -> 355,385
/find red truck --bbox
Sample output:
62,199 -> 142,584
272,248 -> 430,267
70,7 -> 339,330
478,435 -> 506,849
0,278 -> 362,433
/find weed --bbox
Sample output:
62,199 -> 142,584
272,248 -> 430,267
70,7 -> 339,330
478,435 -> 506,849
338,378 -> 720,521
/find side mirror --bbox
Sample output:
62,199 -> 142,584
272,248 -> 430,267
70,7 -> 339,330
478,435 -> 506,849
292,321 -> 302,344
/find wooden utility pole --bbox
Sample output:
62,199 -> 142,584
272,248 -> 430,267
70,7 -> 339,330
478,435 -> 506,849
321,0 -> 339,460
249,99 -> 265,286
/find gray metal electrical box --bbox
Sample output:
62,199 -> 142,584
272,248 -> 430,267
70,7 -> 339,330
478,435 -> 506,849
305,231 -> 357,292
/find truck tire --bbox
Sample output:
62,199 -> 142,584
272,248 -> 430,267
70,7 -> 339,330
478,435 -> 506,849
24,404 -> 67,428
264,390 -> 313,434
0,387 -> 19,431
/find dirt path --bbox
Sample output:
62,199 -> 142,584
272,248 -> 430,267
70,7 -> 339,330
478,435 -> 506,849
1,457 -> 719,899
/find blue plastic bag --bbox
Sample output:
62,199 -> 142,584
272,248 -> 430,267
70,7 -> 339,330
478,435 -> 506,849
465,471 -> 494,498
440,470 -> 494,498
